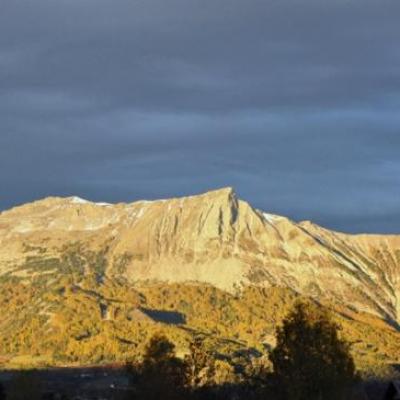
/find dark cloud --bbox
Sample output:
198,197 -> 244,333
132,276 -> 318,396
1,0 -> 399,233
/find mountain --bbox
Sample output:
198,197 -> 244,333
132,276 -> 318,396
0,188 -> 399,373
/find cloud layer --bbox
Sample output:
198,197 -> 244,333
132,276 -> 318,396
1,0 -> 399,233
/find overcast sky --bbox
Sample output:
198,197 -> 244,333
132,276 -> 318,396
1,0 -> 399,233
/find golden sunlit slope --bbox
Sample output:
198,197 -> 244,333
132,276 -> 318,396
1,187 -> 399,323
0,188 -> 399,372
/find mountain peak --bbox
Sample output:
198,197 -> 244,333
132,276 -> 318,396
0,188 -> 399,325
206,186 -> 235,196
0,188 -> 399,370
188,186 -> 237,203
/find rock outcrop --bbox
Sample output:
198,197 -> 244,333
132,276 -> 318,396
0,187 -> 399,326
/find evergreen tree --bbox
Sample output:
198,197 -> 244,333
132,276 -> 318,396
136,334 -> 188,400
269,301 -> 357,400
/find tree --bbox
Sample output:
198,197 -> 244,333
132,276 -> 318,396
143,333 -> 176,363
185,336 -> 216,388
269,301 -> 357,400
135,334 -> 188,400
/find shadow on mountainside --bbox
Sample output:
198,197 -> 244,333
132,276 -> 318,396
141,308 -> 186,324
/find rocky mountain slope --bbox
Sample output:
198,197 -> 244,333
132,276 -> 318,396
0,188 -> 399,371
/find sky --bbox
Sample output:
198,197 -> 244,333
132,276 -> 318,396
1,0 -> 399,233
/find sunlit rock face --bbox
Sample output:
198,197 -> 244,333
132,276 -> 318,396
0,187 -> 399,325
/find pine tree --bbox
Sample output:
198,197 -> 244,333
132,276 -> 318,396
136,334 -> 188,400
269,301 -> 357,400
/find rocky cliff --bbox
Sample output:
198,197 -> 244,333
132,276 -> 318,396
1,187 -> 399,327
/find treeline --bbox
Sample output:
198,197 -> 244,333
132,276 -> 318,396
0,302 -> 362,400
124,301 -> 359,400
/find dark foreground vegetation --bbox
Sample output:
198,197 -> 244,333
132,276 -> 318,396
0,302 -> 393,400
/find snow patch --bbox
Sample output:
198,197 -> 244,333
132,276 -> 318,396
263,213 -> 282,224
70,196 -> 89,204
70,197 -> 111,206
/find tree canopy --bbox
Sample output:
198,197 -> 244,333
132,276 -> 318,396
136,333 -> 189,400
269,301 -> 357,400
